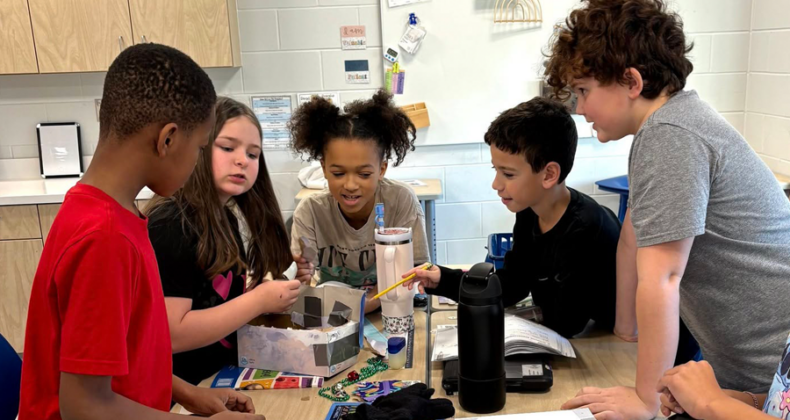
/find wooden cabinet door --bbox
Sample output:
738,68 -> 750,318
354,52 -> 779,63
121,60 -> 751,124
129,0 -> 232,67
38,204 -> 61,244
0,0 -> 39,74
0,205 -> 41,240
28,0 -> 133,73
0,240 -> 43,352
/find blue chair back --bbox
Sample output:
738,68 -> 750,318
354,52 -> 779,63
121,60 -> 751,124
0,333 -> 21,420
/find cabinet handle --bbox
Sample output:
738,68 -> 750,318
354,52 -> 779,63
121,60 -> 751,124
141,35 -> 148,43
118,36 -> 125,51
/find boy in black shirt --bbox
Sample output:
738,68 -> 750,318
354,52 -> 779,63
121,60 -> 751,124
403,97 -> 623,337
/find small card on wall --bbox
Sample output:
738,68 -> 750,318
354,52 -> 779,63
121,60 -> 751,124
340,25 -> 366,50
298,92 -> 340,106
345,60 -> 370,84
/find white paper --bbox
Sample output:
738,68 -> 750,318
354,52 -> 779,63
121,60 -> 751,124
459,408 -> 595,420
298,92 -> 340,106
251,96 -> 292,149
388,0 -> 430,7
402,179 -> 427,187
430,315 -> 575,362
437,296 -> 457,305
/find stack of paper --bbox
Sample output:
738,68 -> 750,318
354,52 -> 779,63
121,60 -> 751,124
431,315 -> 576,362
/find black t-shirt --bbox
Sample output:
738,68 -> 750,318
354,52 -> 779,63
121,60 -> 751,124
428,188 -> 621,337
148,205 -> 246,385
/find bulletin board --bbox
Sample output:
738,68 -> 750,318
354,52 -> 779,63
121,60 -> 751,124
379,0 -> 581,146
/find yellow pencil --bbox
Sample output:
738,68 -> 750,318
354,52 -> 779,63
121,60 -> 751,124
372,263 -> 433,300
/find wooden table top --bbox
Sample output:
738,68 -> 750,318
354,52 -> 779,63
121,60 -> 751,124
294,179 -> 443,203
172,311 -> 428,419
429,311 -> 638,417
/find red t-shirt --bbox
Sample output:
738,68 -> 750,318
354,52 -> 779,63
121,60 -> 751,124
19,183 -> 172,419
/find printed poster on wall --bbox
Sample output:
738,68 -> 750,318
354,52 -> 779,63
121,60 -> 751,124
345,60 -> 370,84
340,25 -> 367,50
251,96 -> 292,149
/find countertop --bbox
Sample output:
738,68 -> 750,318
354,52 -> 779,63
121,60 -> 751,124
0,178 -> 153,206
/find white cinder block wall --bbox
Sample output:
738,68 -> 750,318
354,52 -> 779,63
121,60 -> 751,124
744,0 -> 790,174
0,0 -> 768,264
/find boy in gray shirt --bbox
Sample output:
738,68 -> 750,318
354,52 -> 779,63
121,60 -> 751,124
544,1 -> 790,419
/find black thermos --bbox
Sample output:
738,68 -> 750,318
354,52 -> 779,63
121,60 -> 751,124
457,262 -> 506,413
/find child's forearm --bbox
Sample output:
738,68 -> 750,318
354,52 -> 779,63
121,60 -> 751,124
704,395 -> 775,420
615,211 -> 638,341
168,291 -> 265,353
60,373 -> 184,420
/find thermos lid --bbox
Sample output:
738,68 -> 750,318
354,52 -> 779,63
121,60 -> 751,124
375,227 -> 412,245
388,337 -> 406,353
459,262 -> 502,306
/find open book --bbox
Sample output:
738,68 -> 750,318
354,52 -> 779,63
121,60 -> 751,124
431,315 -> 576,362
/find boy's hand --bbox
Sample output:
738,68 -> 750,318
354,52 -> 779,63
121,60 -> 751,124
293,254 -> 314,285
181,387 -> 256,416
561,386 -> 654,420
657,361 -> 729,419
401,264 -> 441,294
253,279 -> 301,313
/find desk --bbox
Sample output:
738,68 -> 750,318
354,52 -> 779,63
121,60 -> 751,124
294,179 -> 442,264
172,311 -> 428,419
429,311 -> 638,417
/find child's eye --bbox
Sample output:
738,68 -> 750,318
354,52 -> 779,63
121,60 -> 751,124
359,173 -> 372,179
332,172 -> 344,178
220,146 -> 233,152
248,153 -> 258,160
504,173 -> 514,179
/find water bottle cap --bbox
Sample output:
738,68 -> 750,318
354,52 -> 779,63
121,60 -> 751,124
375,203 -> 385,215
388,337 -> 406,353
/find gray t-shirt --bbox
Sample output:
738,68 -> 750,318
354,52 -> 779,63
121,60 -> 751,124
629,90 -> 790,392
291,178 -> 430,289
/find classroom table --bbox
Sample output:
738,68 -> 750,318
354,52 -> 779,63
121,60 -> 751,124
429,311 -> 639,417
172,311 -> 428,419
294,179 -> 442,265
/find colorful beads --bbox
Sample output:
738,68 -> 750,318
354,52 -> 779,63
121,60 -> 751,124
318,357 -> 389,402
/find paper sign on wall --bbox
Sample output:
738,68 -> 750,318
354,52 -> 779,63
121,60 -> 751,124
251,96 -> 292,149
298,92 -> 341,106
345,60 -> 370,84
341,26 -> 367,50
388,0 -> 430,7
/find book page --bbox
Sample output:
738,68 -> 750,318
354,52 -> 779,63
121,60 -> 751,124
505,316 -> 576,358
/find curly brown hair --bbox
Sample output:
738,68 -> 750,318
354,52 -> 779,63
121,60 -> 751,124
544,0 -> 693,100
288,90 -> 416,166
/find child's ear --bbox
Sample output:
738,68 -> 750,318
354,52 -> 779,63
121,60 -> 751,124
155,123 -> 178,158
379,160 -> 388,177
624,68 -> 644,99
542,162 -> 562,188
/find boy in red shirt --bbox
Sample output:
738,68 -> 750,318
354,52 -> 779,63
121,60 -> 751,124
19,44 -> 264,420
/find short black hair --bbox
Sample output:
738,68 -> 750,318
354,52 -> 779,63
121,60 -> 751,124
288,90 -> 416,166
484,97 -> 578,183
99,43 -> 216,141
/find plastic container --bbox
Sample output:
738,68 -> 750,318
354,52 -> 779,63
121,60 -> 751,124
485,233 -> 513,269
387,336 -> 407,370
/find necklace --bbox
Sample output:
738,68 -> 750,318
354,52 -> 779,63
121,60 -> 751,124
318,357 -> 389,402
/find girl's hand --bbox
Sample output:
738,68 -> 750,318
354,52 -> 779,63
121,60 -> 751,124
401,264 -> 441,294
657,361 -> 730,419
253,279 -> 301,314
209,412 -> 266,419
293,254 -> 315,285
181,386 -> 255,416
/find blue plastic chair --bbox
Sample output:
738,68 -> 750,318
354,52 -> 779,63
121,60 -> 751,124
595,175 -> 629,222
0,333 -> 22,420
485,233 -> 513,269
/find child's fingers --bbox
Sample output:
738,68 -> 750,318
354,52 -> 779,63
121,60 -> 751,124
284,279 -> 301,289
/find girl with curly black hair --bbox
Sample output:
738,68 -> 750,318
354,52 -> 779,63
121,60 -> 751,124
288,90 -> 428,313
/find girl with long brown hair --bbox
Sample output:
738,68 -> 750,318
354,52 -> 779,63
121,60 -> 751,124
146,97 -> 311,385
